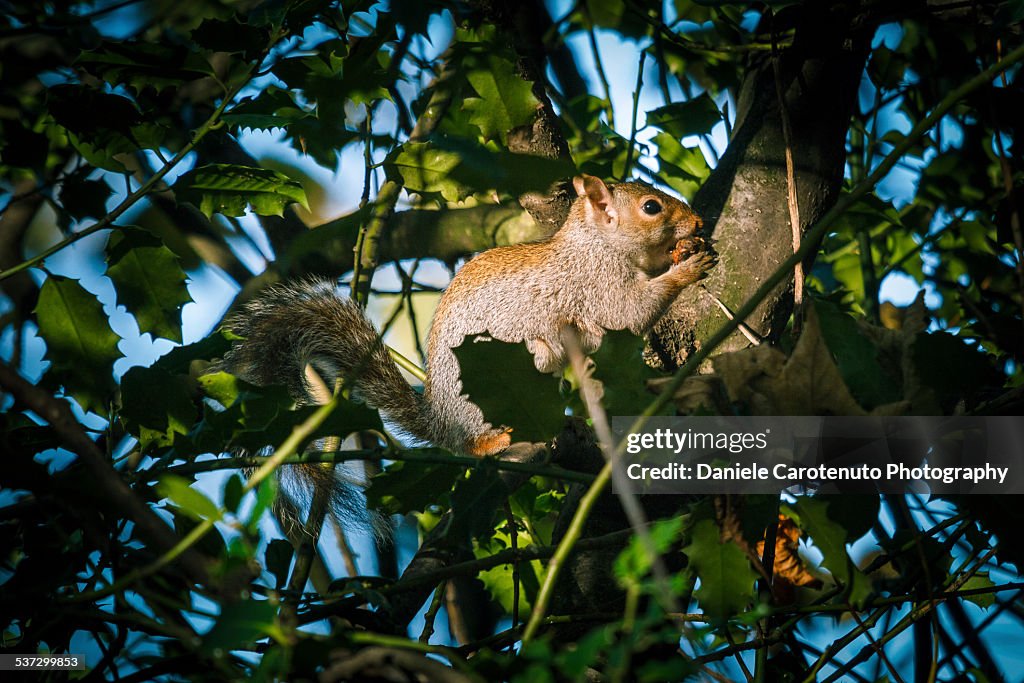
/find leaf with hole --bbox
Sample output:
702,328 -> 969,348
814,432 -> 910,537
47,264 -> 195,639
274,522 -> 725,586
176,164 -> 308,218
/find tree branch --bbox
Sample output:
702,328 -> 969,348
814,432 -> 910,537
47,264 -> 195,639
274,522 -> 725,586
0,361 -> 210,584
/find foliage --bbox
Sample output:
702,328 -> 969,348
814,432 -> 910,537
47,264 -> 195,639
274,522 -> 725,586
0,0 -> 1022,681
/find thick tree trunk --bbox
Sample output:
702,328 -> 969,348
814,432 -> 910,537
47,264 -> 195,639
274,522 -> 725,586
551,3 -> 879,623
650,5 -> 875,370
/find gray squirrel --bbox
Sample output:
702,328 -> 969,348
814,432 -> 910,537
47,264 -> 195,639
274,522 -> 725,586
218,175 -> 715,511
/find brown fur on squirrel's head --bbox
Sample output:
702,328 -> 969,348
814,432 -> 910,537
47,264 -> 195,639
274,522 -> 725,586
571,174 -> 703,275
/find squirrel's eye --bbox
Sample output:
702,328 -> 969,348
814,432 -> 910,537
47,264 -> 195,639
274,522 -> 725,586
642,199 -> 662,215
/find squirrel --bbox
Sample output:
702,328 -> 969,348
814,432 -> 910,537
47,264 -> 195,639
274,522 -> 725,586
217,174 -> 714,510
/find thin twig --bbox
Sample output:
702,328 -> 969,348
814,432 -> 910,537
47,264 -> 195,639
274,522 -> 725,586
581,0 -> 614,130
815,547 -> 1000,683
68,398 -> 340,604
771,21 -> 804,332
0,66 -> 258,281
622,51 -> 646,180
522,327 -> 688,642
700,286 -> 762,345
419,582 -> 447,643
640,40 -> 1024,422
0,362 -> 210,584
850,610 -> 906,683
157,447 -> 594,484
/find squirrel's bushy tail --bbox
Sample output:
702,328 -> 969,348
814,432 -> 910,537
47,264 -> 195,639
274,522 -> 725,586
219,278 -> 435,446
217,279 -> 435,541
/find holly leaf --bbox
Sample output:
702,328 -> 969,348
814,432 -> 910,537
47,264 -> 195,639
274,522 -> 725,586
189,372 -> 382,457
911,331 -> 1000,412
76,42 -> 215,93
814,299 -> 901,409
442,139 -> 576,196
654,132 -> 710,201
190,17 -> 269,59
787,496 -> 874,606
107,228 -> 192,343
450,460 -> 510,541
120,365 -> 198,450
58,170 -> 111,222
384,143 -> 466,202
367,456 -> 465,515
158,474 -> 223,522
646,93 -> 723,138
710,303 -> 907,416
201,600 -> 281,654
589,329 -> 668,417
959,572 -> 996,609
223,474 -> 244,514
614,516 -> 686,586
462,50 -> 540,142
475,527 -> 544,614
175,164 -> 308,218
683,518 -> 758,622
35,276 -> 122,415
222,88 -> 312,133
452,336 -> 567,444
264,539 -> 294,591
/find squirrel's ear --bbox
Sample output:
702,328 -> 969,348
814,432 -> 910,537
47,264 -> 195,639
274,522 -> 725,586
573,174 -> 617,226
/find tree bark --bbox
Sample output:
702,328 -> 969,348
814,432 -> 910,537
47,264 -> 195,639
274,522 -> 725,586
549,2 -> 880,624
650,5 -> 876,370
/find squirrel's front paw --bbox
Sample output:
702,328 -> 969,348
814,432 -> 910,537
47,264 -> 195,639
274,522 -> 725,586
671,242 -> 717,283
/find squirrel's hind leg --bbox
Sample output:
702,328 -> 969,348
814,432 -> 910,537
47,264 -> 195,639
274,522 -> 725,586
464,428 -> 513,457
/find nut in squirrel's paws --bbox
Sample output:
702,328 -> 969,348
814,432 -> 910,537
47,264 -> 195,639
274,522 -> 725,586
671,236 -> 717,280
670,235 -> 711,265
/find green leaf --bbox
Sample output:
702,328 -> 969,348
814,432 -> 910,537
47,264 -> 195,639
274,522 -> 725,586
76,42 -> 215,94
646,93 -> 723,138
475,528 -> 544,614
120,365 -> 198,450
443,139 -> 576,197
367,457 -> 464,515
35,276 -> 122,415
653,132 -> 710,201
385,143 -> 466,202
959,573 -> 996,609
107,228 -> 192,343
222,88 -> 312,133
912,332 -> 1000,412
175,163 -> 308,218
153,331 -> 231,375
188,372 -> 383,464
190,17 -> 269,59
47,85 -> 141,137
47,85 -> 147,171
450,461 -> 510,541
224,474 -> 245,515
157,474 -> 223,522
589,329 -> 669,417
264,539 -> 294,591
248,478 -> 278,533
813,299 -> 901,409
452,336 -> 567,444
386,140 -> 575,202
614,517 -> 685,586
787,496 -> 873,606
201,600 -> 280,654
58,170 -> 111,221
683,518 -> 758,622
461,50 -> 540,142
